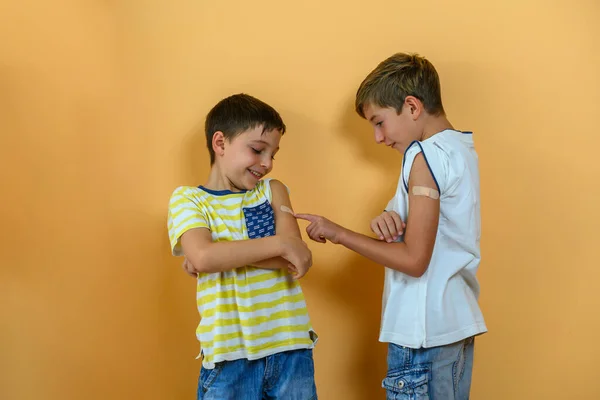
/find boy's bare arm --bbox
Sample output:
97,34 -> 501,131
180,229 -> 282,273
296,154 -> 439,277
251,180 -> 311,278
339,154 -> 439,276
180,229 -> 311,274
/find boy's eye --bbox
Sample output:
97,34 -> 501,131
250,146 -> 275,161
376,121 -> 383,127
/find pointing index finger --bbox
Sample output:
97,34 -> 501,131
294,213 -> 318,222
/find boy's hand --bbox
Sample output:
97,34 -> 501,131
294,214 -> 347,245
279,236 -> 312,279
182,257 -> 198,278
371,211 -> 405,242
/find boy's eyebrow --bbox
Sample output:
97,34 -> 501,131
369,114 -> 379,122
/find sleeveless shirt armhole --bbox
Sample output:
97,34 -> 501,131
265,178 -> 291,203
402,141 -> 441,194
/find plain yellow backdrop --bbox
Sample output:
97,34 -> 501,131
1,1 -> 599,399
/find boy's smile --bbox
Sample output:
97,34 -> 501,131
248,168 -> 264,180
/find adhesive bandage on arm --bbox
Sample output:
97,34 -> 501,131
280,205 -> 295,215
411,186 -> 440,200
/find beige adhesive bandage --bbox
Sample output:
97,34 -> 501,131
280,205 -> 295,215
412,186 -> 440,199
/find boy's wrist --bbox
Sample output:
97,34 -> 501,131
337,227 -> 353,246
273,235 -> 287,257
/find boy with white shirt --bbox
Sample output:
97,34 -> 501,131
295,53 -> 487,399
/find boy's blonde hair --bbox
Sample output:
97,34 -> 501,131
355,53 -> 445,118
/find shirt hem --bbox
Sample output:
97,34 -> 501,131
200,341 -> 316,369
199,329 -> 318,369
379,322 -> 487,349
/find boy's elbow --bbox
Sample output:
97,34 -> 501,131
391,256 -> 429,278
411,255 -> 432,277
187,251 -> 212,273
409,263 -> 428,278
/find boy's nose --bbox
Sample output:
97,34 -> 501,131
261,157 -> 272,170
374,130 -> 385,144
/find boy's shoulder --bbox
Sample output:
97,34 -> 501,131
406,130 -> 473,163
169,185 -> 206,202
168,186 -> 219,212
424,128 -> 465,150
264,178 -> 289,193
402,130 -> 476,194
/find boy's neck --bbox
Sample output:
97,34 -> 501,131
420,114 -> 454,142
204,164 -> 241,192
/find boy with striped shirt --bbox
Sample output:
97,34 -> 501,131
168,94 -> 318,400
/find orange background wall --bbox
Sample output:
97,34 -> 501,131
1,1 -> 599,399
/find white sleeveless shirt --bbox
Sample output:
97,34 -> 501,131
380,129 -> 487,348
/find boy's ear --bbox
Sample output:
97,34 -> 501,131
212,131 -> 226,157
404,96 -> 423,120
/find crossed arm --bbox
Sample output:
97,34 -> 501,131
179,180 -> 312,279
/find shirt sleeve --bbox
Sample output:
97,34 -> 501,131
167,186 -> 209,256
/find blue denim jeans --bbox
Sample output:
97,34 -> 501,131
383,337 -> 475,400
197,349 -> 317,400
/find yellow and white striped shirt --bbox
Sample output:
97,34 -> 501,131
167,179 -> 317,368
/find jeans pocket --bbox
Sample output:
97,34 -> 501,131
453,339 -> 469,390
199,365 -> 221,394
382,366 -> 430,400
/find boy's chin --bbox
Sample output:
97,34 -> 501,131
239,178 -> 259,191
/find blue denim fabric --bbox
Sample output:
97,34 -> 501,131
383,338 -> 475,400
197,349 -> 317,400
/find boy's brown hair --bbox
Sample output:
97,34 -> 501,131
355,53 -> 445,118
205,93 -> 286,164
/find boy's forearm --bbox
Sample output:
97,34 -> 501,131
338,229 -> 425,277
251,257 -> 290,270
191,236 -> 284,273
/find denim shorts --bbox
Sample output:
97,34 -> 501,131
383,337 -> 475,400
197,349 -> 317,400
